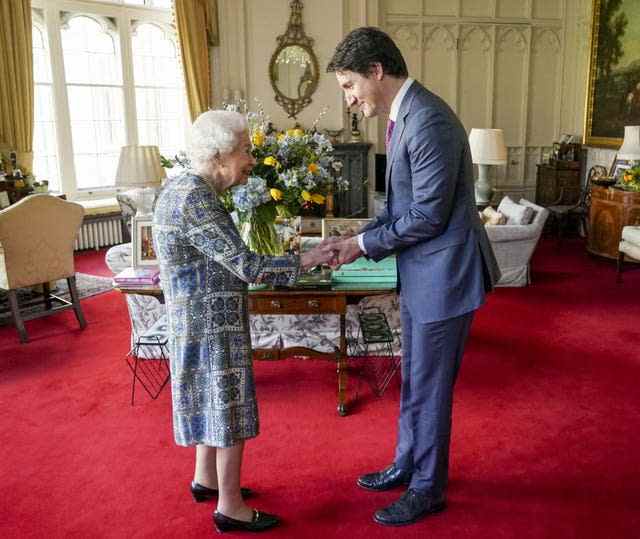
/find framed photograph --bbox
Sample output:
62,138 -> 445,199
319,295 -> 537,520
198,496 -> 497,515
584,0 -> 640,147
612,162 -> 632,182
132,215 -> 157,267
321,218 -> 371,239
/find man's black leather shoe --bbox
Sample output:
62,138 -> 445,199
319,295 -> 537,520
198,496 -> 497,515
191,481 -> 254,503
357,464 -> 411,491
213,509 -> 279,533
373,489 -> 446,526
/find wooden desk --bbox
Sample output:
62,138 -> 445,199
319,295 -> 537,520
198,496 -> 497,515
588,186 -> 640,259
114,283 -> 395,416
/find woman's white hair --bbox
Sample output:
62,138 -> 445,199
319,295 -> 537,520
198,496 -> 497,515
186,110 -> 248,169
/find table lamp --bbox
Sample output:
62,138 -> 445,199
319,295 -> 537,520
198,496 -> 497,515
617,125 -> 640,164
115,145 -> 166,215
468,128 -> 507,206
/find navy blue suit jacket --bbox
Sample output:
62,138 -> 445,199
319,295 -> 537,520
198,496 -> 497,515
362,81 -> 500,323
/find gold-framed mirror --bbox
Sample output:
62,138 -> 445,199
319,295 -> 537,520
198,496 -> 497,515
269,0 -> 319,119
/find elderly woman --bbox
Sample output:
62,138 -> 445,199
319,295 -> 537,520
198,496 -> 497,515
153,110 -> 330,533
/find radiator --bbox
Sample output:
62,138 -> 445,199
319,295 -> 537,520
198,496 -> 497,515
74,215 -> 125,251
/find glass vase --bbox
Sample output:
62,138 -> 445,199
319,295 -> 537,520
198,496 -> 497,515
239,215 -> 284,255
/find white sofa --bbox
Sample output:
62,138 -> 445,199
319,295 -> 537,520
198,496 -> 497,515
484,198 -> 549,287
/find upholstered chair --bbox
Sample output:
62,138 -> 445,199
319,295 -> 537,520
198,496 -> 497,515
484,197 -> 549,286
0,194 -> 87,343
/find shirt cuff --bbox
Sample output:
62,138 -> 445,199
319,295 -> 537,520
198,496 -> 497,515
357,233 -> 367,254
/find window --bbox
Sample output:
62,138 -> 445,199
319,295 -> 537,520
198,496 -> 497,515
132,23 -> 188,160
31,0 -> 187,198
32,17 -> 59,191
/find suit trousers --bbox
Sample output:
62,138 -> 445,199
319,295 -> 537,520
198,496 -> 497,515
394,300 -> 474,496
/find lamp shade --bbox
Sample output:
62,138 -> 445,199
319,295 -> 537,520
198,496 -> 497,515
115,145 -> 166,187
469,128 -> 507,165
617,126 -> 640,160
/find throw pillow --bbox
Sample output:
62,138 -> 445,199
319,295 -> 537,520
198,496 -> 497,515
497,196 -> 534,225
481,206 -> 506,225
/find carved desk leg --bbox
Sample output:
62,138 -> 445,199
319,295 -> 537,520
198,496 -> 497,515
337,313 -> 348,416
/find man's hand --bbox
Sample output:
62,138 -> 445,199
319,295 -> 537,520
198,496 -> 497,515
329,236 -> 363,268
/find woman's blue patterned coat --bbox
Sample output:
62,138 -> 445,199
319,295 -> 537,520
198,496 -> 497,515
153,173 -> 300,447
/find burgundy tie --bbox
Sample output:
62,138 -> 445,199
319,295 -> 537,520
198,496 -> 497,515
385,119 -> 395,149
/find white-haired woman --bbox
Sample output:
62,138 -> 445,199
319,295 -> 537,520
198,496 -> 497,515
153,110 -> 331,533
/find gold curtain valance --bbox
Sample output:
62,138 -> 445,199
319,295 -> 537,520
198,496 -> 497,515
0,0 -> 33,171
174,0 -> 219,122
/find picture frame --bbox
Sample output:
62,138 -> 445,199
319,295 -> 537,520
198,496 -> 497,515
321,218 -> 371,239
612,162 -> 632,183
584,0 -> 640,147
131,215 -> 157,267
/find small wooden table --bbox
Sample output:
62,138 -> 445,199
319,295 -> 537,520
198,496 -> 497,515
114,283 -> 395,416
588,186 -> 640,259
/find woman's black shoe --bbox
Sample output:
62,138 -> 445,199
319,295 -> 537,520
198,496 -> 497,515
191,481 -> 254,503
213,510 -> 280,533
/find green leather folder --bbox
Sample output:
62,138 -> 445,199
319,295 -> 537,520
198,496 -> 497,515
331,256 -> 397,286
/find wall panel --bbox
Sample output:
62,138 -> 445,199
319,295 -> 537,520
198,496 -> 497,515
527,28 -> 561,146
423,0 -> 459,17
458,26 -> 492,131
423,25 -> 458,109
494,27 -> 528,145
460,0 -> 493,18
496,0 -> 530,19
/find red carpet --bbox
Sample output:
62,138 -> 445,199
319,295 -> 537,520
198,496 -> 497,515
1,239 -> 639,538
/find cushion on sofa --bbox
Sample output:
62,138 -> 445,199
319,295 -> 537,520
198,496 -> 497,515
480,206 -> 506,225
497,196 -> 534,225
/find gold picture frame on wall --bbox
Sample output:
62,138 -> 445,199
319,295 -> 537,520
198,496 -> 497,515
584,0 -> 640,148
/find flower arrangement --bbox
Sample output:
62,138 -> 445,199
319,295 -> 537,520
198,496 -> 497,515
619,165 -> 640,192
221,101 -> 347,254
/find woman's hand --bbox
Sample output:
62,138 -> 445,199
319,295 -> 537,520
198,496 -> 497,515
300,240 -> 339,272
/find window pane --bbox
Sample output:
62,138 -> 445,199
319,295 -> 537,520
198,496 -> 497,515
132,23 -> 188,158
32,21 -> 59,190
61,16 -> 122,85
33,84 -> 60,190
33,25 -> 51,83
67,85 -> 126,188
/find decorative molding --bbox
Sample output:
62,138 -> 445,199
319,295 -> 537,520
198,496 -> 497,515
459,25 -> 492,52
531,27 -> 561,54
423,24 -> 457,52
387,24 -> 420,50
496,26 -> 527,52
60,11 -> 118,36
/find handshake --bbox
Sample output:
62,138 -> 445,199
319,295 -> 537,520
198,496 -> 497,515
300,235 -> 363,272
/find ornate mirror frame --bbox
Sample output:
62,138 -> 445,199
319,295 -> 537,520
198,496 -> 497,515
268,0 -> 319,119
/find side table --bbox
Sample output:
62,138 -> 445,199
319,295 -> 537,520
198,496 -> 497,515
588,186 -> 640,259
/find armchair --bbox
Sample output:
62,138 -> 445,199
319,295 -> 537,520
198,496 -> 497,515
0,194 -> 87,342
484,198 -> 549,286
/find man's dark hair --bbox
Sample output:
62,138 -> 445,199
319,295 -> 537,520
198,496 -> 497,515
326,27 -> 408,78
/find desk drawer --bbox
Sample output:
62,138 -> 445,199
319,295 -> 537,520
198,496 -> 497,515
250,295 -> 345,315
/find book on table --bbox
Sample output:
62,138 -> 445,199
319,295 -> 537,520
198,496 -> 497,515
113,266 -> 160,285
331,256 -> 397,288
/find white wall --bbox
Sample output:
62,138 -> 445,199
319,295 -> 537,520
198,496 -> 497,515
213,0 -> 604,201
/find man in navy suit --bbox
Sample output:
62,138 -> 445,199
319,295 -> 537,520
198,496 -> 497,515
325,27 -> 500,526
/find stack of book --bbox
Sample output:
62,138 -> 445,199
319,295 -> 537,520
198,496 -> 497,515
113,266 -> 160,286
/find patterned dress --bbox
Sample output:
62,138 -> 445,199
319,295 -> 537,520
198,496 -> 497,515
152,172 -> 300,447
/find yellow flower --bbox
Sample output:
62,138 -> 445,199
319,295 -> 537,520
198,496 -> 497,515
311,193 -> 325,204
270,188 -> 283,201
286,128 -> 304,138
252,130 -> 265,147
301,190 -> 312,202
263,156 -> 279,167
277,132 -> 286,142
307,163 -> 319,174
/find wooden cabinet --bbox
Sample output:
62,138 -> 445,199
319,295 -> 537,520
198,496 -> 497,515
535,162 -> 581,206
331,142 -> 371,217
588,186 -> 640,259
